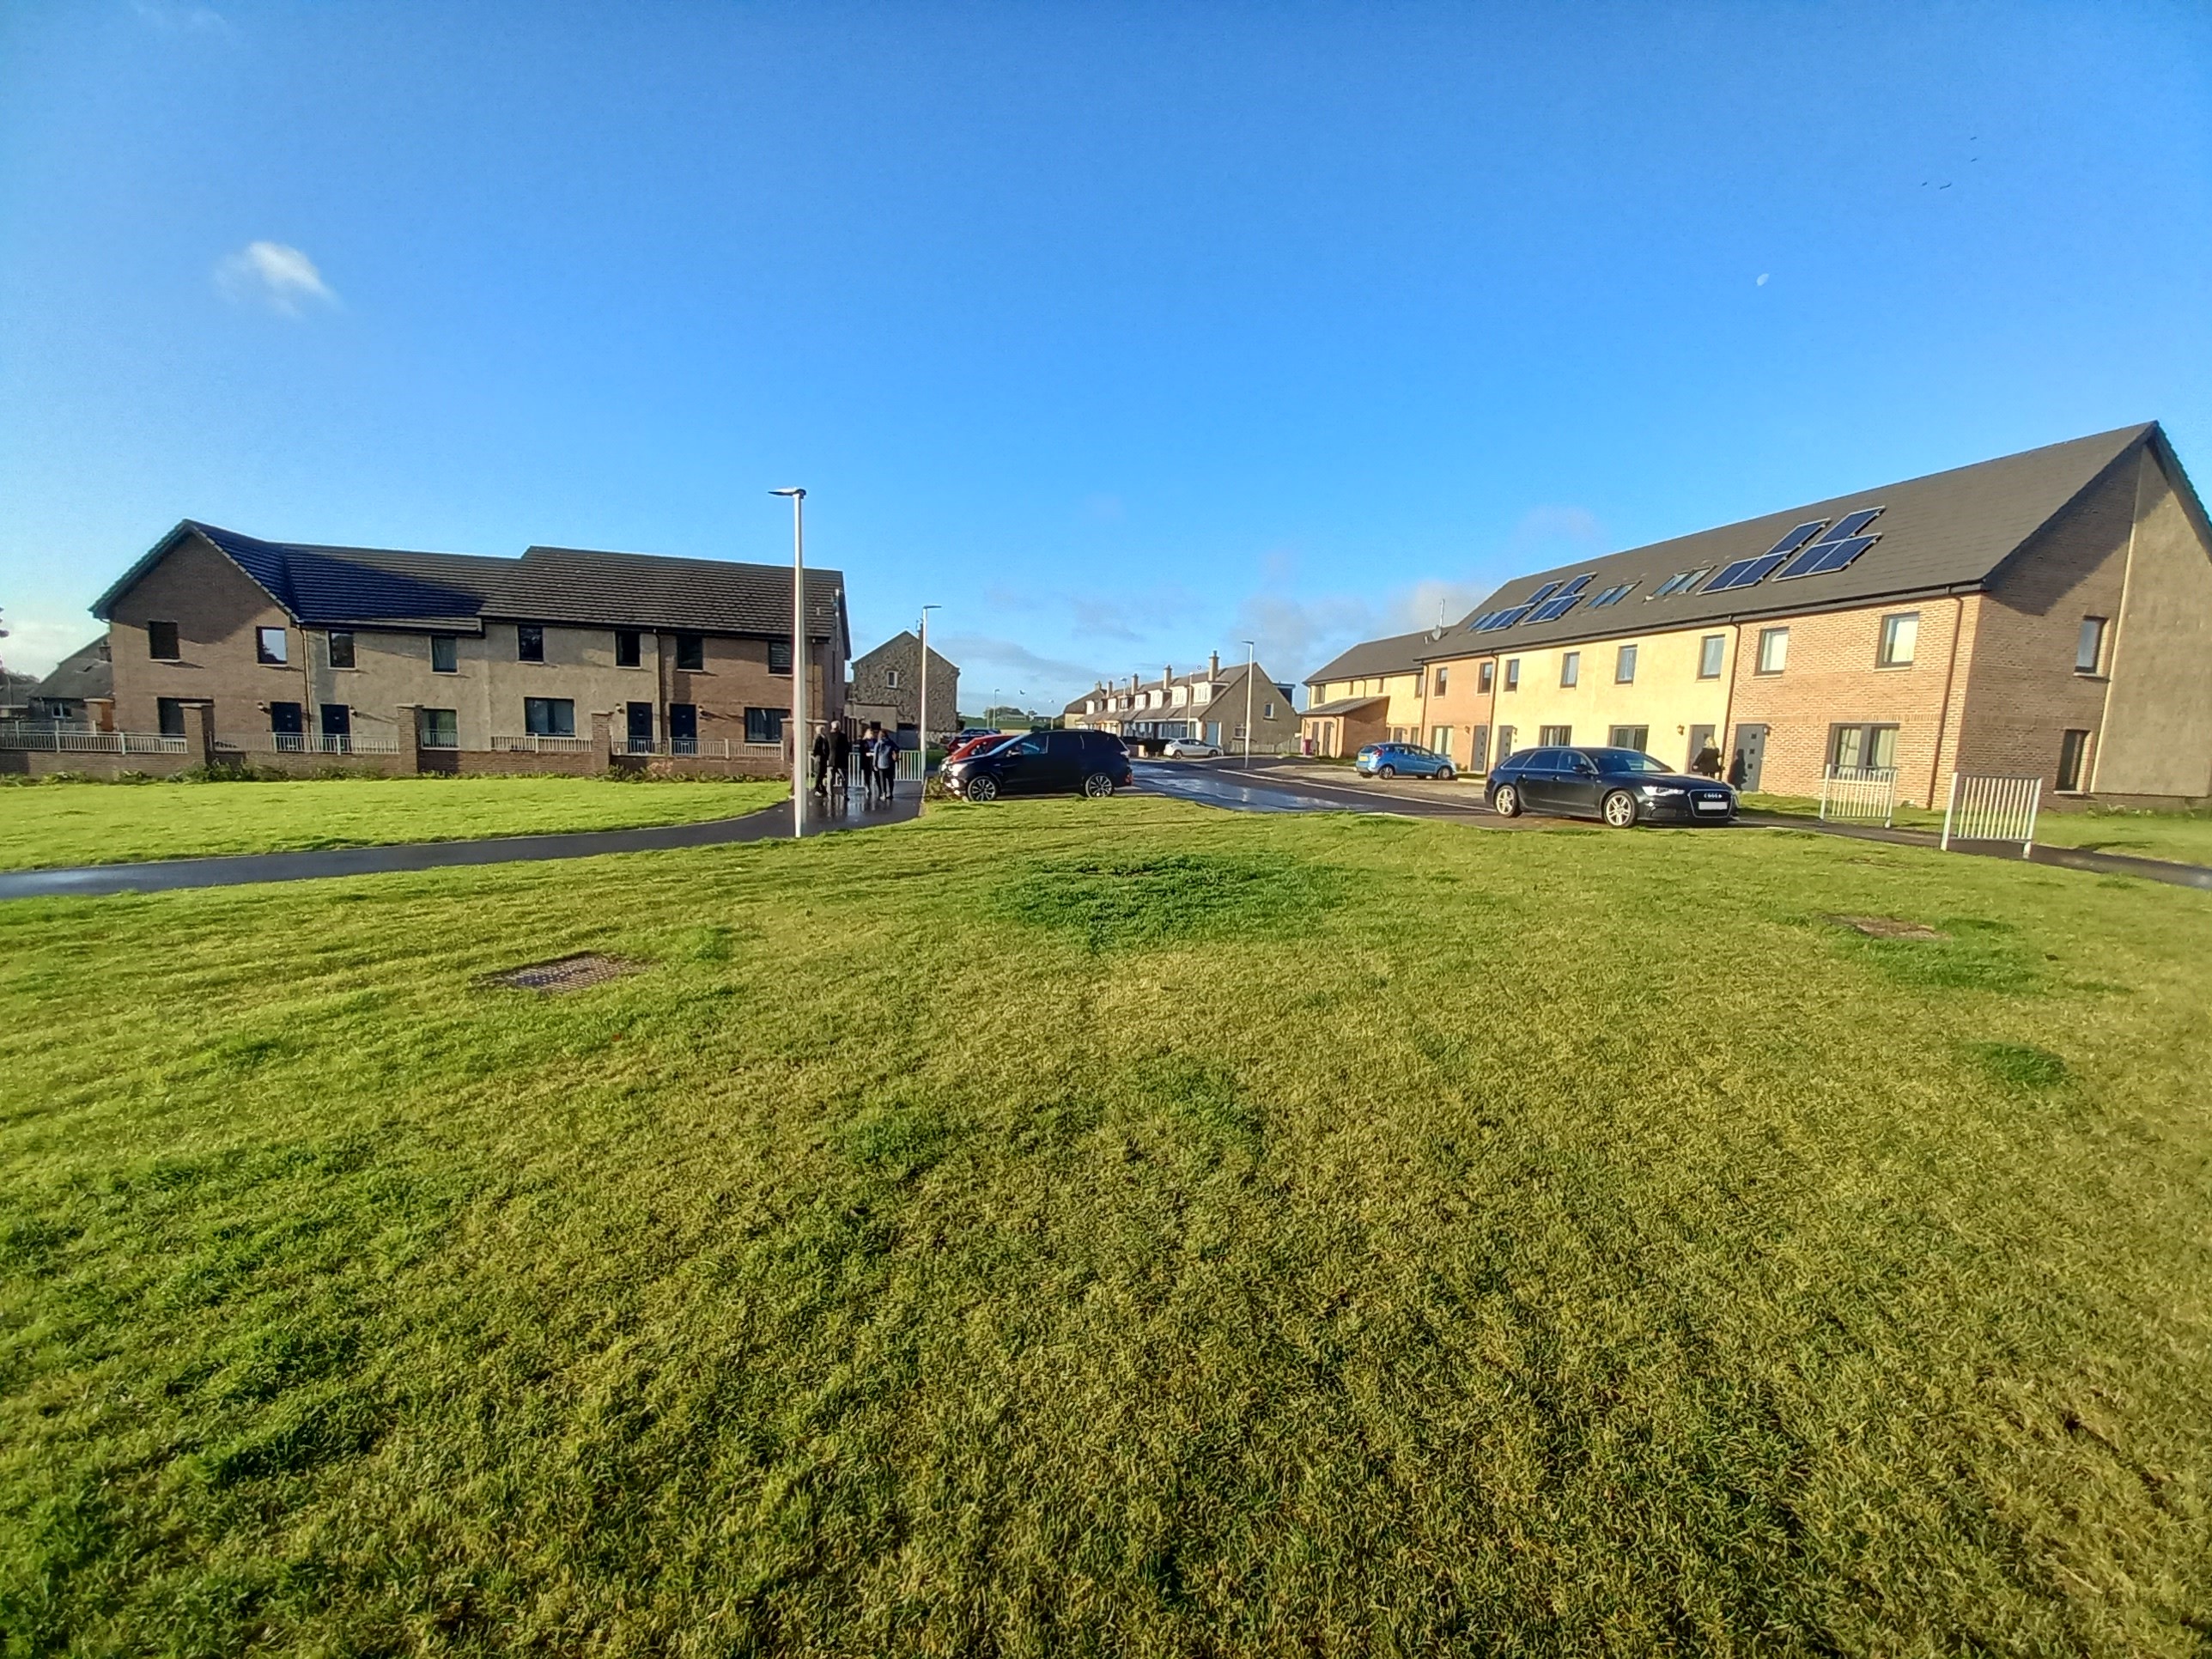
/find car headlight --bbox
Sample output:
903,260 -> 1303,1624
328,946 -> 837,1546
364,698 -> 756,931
1639,784 -> 1686,797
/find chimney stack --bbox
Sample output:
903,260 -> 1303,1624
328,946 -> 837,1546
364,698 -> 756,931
1164,665 -> 1174,686
1209,650 -> 1220,678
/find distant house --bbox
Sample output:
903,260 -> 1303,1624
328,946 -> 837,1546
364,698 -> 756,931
76,520 -> 848,773
1300,629 -> 1446,757
1064,652 -> 1300,753
28,637 -> 112,724
848,630 -> 960,745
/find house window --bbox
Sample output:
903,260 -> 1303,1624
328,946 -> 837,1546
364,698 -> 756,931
256,626 -> 288,665
1828,723 -> 1899,772
676,634 -> 705,671
1756,627 -> 1789,675
2075,617 -> 2106,675
2057,728 -> 2092,792
1435,666 -> 1449,696
1560,652 -> 1580,688
147,621 -> 180,661
1477,660 -> 1494,694
745,706 -> 787,744
1878,612 -> 1918,668
615,629 -> 641,668
1615,644 -> 1638,684
885,668 -> 902,690
1608,725 -> 1650,751
1698,634 -> 1725,679
523,696 -> 574,738
1539,724 -> 1572,745
417,707 -> 459,749
768,640 -> 793,675
1431,726 -> 1452,757
1413,671 -> 1425,697
517,625 -> 544,663
1264,701 -> 1276,720
156,697 -> 187,737
1504,659 -> 1520,691
430,634 -> 459,673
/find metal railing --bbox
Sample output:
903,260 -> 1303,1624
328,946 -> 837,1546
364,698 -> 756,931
617,738 -> 737,757
1819,765 -> 1898,827
271,732 -> 404,756
1941,772 -> 2043,857
489,733 -> 593,753
0,722 -> 188,754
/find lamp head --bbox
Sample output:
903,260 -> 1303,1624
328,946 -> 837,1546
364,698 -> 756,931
769,487 -> 806,500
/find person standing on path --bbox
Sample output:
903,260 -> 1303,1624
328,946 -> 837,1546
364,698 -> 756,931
829,724 -> 852,799
810,726 -> 830,794
873,730 -> 897,804
1692,741 -> 1723,780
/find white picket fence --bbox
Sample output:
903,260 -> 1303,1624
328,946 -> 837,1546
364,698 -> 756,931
1819,766 -> 1898,827
272,732 -> 404,756
1941,772 -> 2043,858
0,722 -> 188,754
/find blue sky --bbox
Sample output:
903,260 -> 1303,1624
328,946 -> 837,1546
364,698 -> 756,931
3,2 -> 2207,710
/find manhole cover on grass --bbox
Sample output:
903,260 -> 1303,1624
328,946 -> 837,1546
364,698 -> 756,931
1832,915 -> 1946,940
485,953 -> 644,994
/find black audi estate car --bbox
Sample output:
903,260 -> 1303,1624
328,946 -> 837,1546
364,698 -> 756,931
1486,745 -> 1737,827
943,729 -> 1134,801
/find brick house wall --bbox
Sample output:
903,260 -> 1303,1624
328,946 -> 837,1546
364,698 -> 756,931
2092,447 -> 2212,798
1948,451 -> 2137,792
106,533 -> 313,748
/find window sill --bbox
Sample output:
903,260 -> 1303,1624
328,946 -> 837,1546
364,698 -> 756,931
1875,662 -> 1914,671
2072,672 -> 2108,682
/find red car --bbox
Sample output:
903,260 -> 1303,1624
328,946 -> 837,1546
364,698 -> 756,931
942,732 -> 1012,766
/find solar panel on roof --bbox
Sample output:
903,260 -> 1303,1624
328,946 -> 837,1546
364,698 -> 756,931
1819,507 -> 1884,543
1704,553 -> 1790,593
1764,520 -> 1829,558
1524,581 -> 1561,605
1525,594 -> 1582,623
1587,580 -> 1637,610
1481,605 -> 1532,630
1802,533 -> 1879,575
1556,574 -> 1593,598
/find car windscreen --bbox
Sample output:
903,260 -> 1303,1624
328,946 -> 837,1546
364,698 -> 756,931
1589,748 -> 1670,775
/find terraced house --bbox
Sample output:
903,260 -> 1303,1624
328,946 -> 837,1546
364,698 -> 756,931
1064,653 -> 1301,753
67,520 -> 848,776
1306,423 -> 2212,804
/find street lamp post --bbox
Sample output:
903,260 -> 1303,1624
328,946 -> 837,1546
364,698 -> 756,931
770,488 -> 806,837
1242,639 -> 1256,769
917,604 -> 939,789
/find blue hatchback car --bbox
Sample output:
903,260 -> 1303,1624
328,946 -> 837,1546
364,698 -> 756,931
1354,742 -> 1457,780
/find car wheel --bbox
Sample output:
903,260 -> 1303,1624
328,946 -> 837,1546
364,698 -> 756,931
1493,783 -> 1522,817
1439,764 -> 1455,781
1602,788 -> 1638,828
1082,772 -> 1115,799
1378,764 -> 1396,778
964,775 -> 1000,803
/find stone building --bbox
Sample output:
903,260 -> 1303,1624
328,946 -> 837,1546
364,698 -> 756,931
848,630 -> 959,745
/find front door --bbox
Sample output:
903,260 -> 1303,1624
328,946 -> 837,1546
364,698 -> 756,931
319,704 -> 350,750
270,702 -> 303,738
627,702 -> 653,752
669,703 -> 698,754
1730,723 -> 1768,791
1687,723 -> 1715,774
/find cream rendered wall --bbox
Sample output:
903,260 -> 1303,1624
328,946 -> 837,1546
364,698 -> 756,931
1486,626 -> 1736,769
1306,670 -> 1425,736
2094,448 -> 2212,797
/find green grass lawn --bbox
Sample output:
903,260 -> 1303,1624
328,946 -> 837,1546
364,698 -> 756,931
3,800 -> 2208,1653
0,775 -> 789,870
1741,791 -> 2212,867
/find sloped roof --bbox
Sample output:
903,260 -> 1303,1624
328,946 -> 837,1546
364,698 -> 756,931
1305,627 -> 1450,685
489,546 -> 847,646
94,521 -> 507,629
1303,694 -> 1391,718
1435,423 -> 2161,659
854,629 -> 960,675
33,637 -> 112,702
92,522 -> 850,647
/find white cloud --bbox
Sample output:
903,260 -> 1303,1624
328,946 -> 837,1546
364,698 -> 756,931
1757,272 -> 1770,287
134,0 -> 230,33
216,241 -> 338,315
0,614 -> 103,679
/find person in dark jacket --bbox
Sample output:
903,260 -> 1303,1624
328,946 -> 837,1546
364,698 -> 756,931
810,726 -> 830,793
828,725 -> 852,798
1692,741 -> 1723,779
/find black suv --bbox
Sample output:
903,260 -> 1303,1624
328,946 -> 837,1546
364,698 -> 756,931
943,729 -> 1133,801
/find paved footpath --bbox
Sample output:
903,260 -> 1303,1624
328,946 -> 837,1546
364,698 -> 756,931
1132,759 -> 2212,890
0,783 -> 921,901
